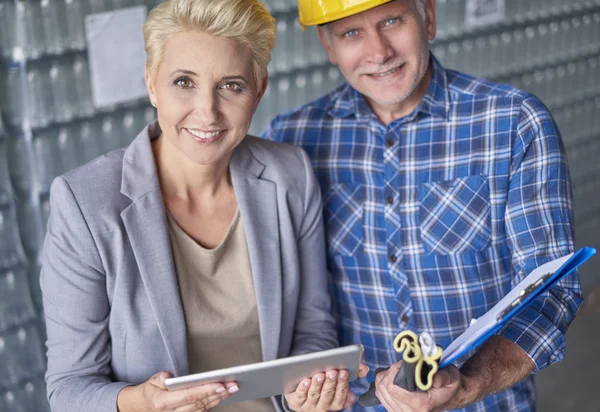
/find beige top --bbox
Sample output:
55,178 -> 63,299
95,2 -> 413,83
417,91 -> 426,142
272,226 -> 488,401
167,210 -> 276,412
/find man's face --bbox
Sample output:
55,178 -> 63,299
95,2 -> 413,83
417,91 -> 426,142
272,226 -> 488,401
318,0 -> 436,113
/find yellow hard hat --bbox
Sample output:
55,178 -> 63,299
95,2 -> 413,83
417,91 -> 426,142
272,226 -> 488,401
298,0 -> 394,27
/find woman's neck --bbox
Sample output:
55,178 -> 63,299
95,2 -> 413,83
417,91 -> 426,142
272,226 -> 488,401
152,134 -> 232,202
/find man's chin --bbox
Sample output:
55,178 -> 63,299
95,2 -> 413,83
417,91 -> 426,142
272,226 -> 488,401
363,90 -> 412,107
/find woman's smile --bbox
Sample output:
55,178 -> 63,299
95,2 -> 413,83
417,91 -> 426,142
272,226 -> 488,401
183,127 -> 228,144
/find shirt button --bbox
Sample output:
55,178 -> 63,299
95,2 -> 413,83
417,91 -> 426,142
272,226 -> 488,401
386,196 -> 394,205
401,314 -> 410,323
389,254 -> 397,263
386,139 -> 394,148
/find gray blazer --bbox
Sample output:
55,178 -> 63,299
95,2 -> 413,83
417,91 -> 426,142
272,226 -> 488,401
40,122 -> 337,412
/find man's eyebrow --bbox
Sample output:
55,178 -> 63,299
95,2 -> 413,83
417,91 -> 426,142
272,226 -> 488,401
331,23 -> 360,35
379,13 -> 404,24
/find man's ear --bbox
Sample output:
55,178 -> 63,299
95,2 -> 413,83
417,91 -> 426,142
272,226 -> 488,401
317,26 -> 338,65
425,0 -> 437,41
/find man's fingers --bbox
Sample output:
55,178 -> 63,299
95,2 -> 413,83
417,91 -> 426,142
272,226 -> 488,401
376,361 -> 401,386
432,369 -> 450,388
375,373 -> 412,412
372,362 -> 462,412
375,382 -> 395,412
374,368 -> 393,411
432,365 -> 460,389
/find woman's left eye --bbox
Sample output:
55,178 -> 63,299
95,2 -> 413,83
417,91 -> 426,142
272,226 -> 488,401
221,82 -> 243,92
385,18 -> 398,26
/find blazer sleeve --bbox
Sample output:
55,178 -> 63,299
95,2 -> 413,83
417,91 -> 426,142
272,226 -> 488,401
289,149 -> 339,356
40,176 -> 129,412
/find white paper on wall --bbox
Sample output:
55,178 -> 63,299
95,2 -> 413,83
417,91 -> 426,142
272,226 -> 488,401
465,0 -> 505,28
85,6 -> 148,108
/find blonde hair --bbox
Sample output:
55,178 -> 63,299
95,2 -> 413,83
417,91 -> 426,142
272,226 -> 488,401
143,0 -> 275,87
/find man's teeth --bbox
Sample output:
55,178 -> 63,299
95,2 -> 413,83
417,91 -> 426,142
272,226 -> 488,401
373,66 -> 400,77
187,129 -> 221,139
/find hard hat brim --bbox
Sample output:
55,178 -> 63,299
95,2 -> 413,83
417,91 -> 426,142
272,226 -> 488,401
299,0 -> 393,27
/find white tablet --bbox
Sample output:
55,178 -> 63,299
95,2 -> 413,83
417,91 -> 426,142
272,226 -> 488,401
164,344 -> 364,405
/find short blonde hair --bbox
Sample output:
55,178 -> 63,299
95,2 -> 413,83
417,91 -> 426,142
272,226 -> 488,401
143,0 -> 275,87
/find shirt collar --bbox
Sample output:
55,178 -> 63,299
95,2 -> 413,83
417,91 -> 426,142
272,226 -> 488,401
416,54 -> 450,120
327,53 -> 450,122
326,83 -> 370,120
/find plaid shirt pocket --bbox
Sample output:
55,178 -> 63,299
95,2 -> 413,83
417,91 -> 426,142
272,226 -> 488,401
323,183 -> 364,256
419,175 -> 491,255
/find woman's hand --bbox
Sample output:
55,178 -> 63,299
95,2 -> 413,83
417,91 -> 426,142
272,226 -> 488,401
117,371 -> 238,412
284,363 -> 369,411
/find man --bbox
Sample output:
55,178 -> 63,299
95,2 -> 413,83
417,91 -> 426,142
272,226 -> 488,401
262,0 -> 582,411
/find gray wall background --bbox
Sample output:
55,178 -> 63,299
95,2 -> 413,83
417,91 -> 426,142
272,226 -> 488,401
0,0 -> 598,410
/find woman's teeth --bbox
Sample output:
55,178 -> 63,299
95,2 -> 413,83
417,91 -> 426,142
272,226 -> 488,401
186,129 -> 222,139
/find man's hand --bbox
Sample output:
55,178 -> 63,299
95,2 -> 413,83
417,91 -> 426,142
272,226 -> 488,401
374,362 -> 464,412
374,335 -> 536,411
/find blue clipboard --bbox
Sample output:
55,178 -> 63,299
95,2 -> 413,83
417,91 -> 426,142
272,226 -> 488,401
439,247 -> 596,368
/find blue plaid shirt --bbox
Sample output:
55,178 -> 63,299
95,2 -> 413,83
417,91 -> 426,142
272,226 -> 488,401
262,55 -> 582,411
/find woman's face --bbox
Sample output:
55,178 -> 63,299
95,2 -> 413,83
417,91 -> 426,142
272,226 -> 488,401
146,30 -> 265,167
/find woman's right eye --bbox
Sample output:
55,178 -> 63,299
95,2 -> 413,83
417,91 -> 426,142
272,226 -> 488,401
174,77 -> 192,88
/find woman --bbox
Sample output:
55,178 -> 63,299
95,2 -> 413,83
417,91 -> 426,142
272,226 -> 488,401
40,0 -> 365,411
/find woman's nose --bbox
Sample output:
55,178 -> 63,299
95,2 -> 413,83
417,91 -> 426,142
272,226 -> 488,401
194,89 -> 221,124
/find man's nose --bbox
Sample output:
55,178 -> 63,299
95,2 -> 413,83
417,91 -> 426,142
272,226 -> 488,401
366,31 -> 393,65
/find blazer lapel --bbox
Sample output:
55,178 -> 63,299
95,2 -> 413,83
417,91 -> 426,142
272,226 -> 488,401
120,124 -> 188,376
230,140 -> 282,362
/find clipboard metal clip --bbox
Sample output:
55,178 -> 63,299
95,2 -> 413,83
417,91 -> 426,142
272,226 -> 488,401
495,272 -> 553,322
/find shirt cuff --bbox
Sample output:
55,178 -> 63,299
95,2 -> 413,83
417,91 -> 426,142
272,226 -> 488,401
499,304 -> 566,372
